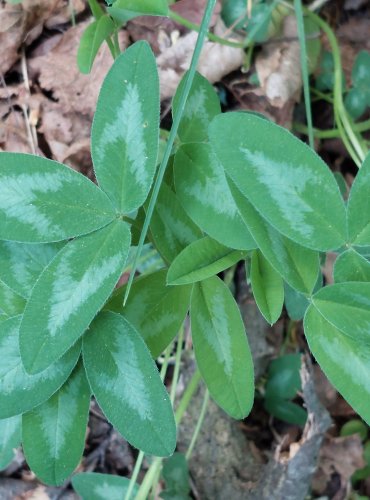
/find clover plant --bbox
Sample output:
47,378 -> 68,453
1,6 -> 370,491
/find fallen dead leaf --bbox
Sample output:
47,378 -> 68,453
157,18 -> 244,99
256,15 -> 302,108
312,435 -> 365,499
28,21 -> 128,117
0,0 -> 85,75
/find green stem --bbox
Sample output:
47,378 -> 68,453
294,0 -> 314,148
134,369 -> 202,500
124,0 -> 217,306
175,368 -> 202,424
305,9 -> 366,166
170,326 -> 184,404
185,390 -> 209,460
126,345 -> 172,500
112,26 -> 121,57
124,452 -> 144,500
294,117 -> 370,139
168,10 -> 243,48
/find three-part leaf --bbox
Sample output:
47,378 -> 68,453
83,312 -> 176,456
22,362 -> 91,486
0,415 -> 21,470
230,182 -> 319,294
0,153 -> 116,243
348,152 -> 370,246
334,249 -> 370,283
107,270 -> 191,357
209,112 -> 347,251
250,250 -> 284,325
0,316 -> 80,418
0,241 -> 64,298
174,143 -> 256,250
167,236 -> 246,286
173,71 -> 221,144
310,282 -> 370,341
191,276 -> 254,419
72,472 -> 138,500
92,41 -> 160,214
304,305 -> 370,424
19,221 -> 130,374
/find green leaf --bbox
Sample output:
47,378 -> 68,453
173,71 -> 221,144
334,171 -> 348,198
83,312 -> 176,456
0,415 -> 21,470
161,453 -> 190,499
265,354 -> 302,400
91,41 -> 160,214
19,221 -> 131,374
0,279 -> 25,317
250,250 -> 284,325
148,183 -> 203,263
334,249 -> 370,283
77,16 -> 115,74
345,88 -> 367,120
348,152 -> 370,246
0,316 -> 80,419
22,362 -> 90,486
0,241 -> 64,299
340,419 -> 368,441
107,270 -> 191,357
0,153 -> 116,243
284,282 -> 309,321
209,112 -> 347,251
316,51 -> 335,91
174,143 -> 256,251
191,276 -> 254,419
230,182 -> 319,294
352,50 -> 370,88
311,282 -> 370,341
110,0 -> 168,16
264,398 -> 307,426
167,236 -> 246,286
304,305 -> 370,425
72,472 -> 138,500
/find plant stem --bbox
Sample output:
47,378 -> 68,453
185,389 -> 209,460
175,368 -> 202,424
69,0 -> 76,26
134,368 -> 202,500
124,452 -> 144,500
170,326 -> 184,404
294,117 -> 370,139
305,9 -> 366,166
124,0 -> 217,306
87,0 -> 117,60
294,0 -> 314,148
169,10 -> 243,48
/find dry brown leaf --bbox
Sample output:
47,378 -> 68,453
0,0 -> 76,75
0,3 -> 23,33
255,15 -> 302,108
127,0 -> 221,53
29,21 -> 129,117
312,435 -> 365,498
157,18 -> 244,99
171,0 -> 221,26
